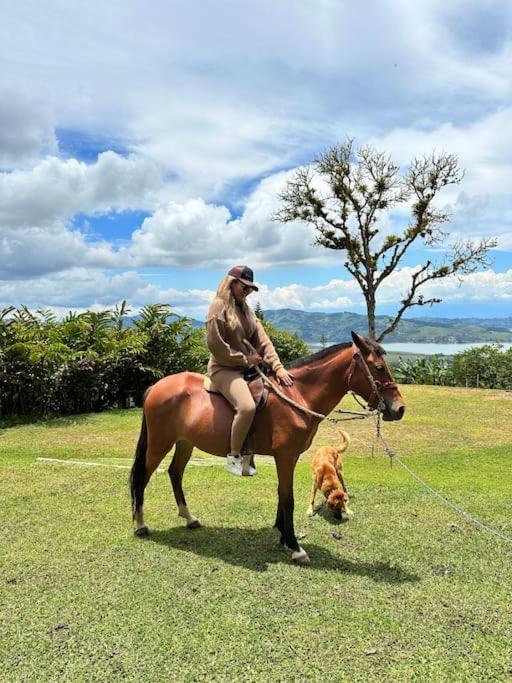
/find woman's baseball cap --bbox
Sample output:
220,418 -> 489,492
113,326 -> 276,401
228,265 -> 259,291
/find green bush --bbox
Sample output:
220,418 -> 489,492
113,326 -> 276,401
393,344 -> 512,389
261,320 -> 310,366
0,303 -> 210,419
1,302 -> 308,418
394,355 -> 454,386
451,344 -> 512,389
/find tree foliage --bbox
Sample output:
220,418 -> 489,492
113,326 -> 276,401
0,302 -> 307,419
261,320 -> 309,365
254,301 -> 265,321
275,139 -> 496,341
0,303 -> 208,419
392,344 -> 512,389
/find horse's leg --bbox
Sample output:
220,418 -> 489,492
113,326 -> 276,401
274,499 -> 284,535
274,454 -> 310,566
132,442 -> 169,537
130,409 -> 175,537
168,440 -> 201,529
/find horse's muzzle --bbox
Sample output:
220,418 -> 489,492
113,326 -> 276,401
382,399 -> 405,421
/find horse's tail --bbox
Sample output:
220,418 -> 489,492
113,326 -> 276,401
129,388 -> 151,517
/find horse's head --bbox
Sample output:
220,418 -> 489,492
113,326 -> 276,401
348,331 -> 405,421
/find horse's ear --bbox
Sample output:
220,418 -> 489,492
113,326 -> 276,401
351,331 -> 372,355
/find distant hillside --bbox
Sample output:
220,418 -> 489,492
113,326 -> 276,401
126,310 -> 512,343
261,309 -> 512,344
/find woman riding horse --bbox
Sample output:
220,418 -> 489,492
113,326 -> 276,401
130,285 -> 405,565
205,265 -> 293,476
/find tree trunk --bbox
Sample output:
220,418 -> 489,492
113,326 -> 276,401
366,292 -> 376,340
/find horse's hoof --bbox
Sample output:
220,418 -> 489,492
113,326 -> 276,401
291,547 -> 311,566
134,525 -> 150,538
186,518 -> 201,529
293,553 -> 311,567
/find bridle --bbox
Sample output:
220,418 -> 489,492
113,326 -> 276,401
346,350 -> 398,412
242,339 -> 397,423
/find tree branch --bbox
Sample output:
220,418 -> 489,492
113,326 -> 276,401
376,237 -> 497,341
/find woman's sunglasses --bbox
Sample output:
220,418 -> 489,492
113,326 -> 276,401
238,282 -> 253,294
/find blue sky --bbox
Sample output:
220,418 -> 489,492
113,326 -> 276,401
0,0 -> 511,321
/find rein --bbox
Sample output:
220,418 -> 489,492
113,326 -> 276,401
243,340 -> 383,424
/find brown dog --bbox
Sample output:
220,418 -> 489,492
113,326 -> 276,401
307,430 -> 352,520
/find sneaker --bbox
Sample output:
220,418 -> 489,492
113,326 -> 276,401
242,465 -> 258,476
241,455 -> 257,476
226,453 -> 243,476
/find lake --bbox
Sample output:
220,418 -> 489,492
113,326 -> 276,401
308,342 -> 512,355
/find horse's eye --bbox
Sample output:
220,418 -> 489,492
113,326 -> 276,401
376,365 -> 385,372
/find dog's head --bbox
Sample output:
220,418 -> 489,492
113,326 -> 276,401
326,489 -> 349,519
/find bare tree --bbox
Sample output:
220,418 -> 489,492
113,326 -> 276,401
275,139 -> 496,341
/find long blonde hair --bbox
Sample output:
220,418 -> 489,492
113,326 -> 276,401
215,275 -> 257,333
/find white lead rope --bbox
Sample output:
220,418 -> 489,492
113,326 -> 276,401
243,341 -> 511,544
374,416 -> 512,545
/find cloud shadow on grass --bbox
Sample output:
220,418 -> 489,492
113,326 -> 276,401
146,525 -> 420,583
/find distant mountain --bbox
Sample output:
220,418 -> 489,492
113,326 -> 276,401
125,309 -> 512,343
261,309 -> 512,344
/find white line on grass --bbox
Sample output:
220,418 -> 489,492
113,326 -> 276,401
37,457 -> 167,472
36,456 -> 275,470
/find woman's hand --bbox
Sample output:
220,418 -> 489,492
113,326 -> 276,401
247,353 -> 263,366
276,367 -> 294,386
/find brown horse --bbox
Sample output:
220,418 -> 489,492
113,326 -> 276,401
129,331 -> 405,565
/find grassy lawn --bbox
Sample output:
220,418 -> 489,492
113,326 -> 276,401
1,385 -> 511,682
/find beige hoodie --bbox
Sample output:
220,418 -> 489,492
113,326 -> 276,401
205,298 -> 283,377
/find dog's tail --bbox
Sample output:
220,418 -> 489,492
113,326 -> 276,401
338,429 -> 351,453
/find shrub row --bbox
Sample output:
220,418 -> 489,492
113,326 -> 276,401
393,344 -> 512,389
0,303 -> 308,419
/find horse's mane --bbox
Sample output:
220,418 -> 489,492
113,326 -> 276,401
285,336 -> 386,370
286,342 -> 353,370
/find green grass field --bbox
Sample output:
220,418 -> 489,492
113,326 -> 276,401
1,386 -> 511,682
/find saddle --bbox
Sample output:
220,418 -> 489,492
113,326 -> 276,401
203,370 -> 269,411
203,366 -> 270,455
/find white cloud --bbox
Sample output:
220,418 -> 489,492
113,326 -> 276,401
0,166 -> 336,278
2,1 -> 511,196
126,171 -> 338,270
2,267 -> 510,320
0,152 -> 163,226
0,153 -> 506,282
366,107 -> 512,246
0,0 -> 511,312
0,151 -> 166,277
0,267 -> 215,317
371,108 -> 512,195
0,222 -> 110,279
0,92 -> 58,167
